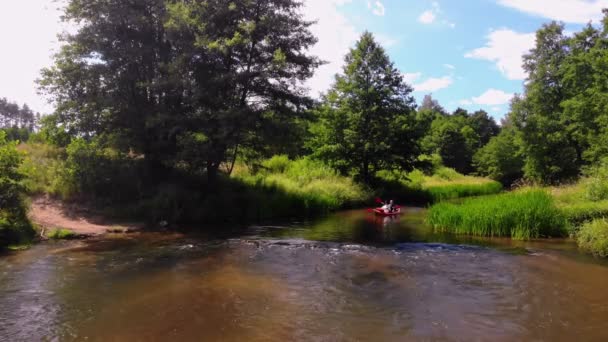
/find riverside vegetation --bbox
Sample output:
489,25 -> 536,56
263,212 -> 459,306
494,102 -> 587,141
0,1 -> 607,256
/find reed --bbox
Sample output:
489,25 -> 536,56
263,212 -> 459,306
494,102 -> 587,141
427,189 -> 568,239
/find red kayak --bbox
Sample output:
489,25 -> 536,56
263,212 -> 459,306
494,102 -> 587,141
372,207 -> 401,216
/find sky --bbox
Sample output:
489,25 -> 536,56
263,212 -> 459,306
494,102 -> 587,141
0,0 -> 606,120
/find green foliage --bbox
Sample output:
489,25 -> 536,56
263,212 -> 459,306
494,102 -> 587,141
582,158 -> 608,201
551,182 -> 608,226
236,157 -> 368,217
47,228 -> 75,240
428,189 -> 568,240
577,219 -> 608,257
41,0 -> 320,184
425,182 -> 503,202
509,17 -> 608,184
309,32 -> 420,183
474,127 -> 525,185
18,143 -> 71,197
420,106 -> 499,175
375,168 -> 502,204
0,132 -> 34,248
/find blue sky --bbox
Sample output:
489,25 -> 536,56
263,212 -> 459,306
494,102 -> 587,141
303,0 -> 605,120
0,0 -> 606,120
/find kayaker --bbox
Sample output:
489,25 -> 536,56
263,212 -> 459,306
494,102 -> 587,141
381,200 -> 394,213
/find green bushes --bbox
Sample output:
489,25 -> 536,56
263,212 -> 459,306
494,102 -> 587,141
577,219 -> 608,257
0,132 -> 34,248
427,189 -> 568,240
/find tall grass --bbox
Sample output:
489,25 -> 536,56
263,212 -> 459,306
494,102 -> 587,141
577,219 -> 608,257
233,156 -> 368,219
427,189 -> 568,240
551,182 -> 608,226
376,167 -> 503,204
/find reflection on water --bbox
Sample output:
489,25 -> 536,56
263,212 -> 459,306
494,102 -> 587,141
1,210 -> 608,341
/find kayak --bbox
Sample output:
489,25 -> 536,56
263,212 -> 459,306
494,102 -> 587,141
372,207 -> 401,216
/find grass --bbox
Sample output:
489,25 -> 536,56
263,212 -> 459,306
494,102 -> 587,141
427,189 -> 568,240
232,156 -> 368,219
47,228 -> 76,240
376,167 -> 503,204
577,219 -> 608,257
550,182 -> 608,227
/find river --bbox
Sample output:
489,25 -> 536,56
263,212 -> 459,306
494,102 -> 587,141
2,208 -> 608,341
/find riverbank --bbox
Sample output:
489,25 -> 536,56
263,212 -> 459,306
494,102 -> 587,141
28,196 -> 142,238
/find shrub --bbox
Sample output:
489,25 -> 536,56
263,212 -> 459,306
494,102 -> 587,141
427,189 -> 568,240
47,228 -> 75,240
0,132 -> 34,248
583,158 -> 608,201
577,219 -> 608,257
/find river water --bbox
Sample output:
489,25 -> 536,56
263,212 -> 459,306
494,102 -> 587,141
2,208 -> 608,341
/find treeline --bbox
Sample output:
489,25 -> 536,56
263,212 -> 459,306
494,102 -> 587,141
0,98 -> 39,142
3,0 -> 608,235
476,14 -> 608,184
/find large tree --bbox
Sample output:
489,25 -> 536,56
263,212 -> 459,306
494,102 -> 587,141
309,32 -> 419,183
40,0 -> 320,183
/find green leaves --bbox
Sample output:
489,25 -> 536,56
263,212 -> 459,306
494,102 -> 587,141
309,32 -> 418,182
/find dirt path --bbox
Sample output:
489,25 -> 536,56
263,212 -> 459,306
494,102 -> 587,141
29,196 -> 142,237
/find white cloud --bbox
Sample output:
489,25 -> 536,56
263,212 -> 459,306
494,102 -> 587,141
419,2 -> 455,28
368,1 -> 386,16
497,0 -> 608,24
465,29 -> 536,80
470,89 -> 514,106
376,34 -> 398,48
0,0 -> 71,114
491,106 -> 502,112
459,99 -> 473,105
402,72 -> 422,84
443,64 -> 455,70
418,10 -> 436,24
413,76 -> 453,92
303,0 -> 358,96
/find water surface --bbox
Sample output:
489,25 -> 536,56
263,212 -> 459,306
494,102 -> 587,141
2,208 -> 608,341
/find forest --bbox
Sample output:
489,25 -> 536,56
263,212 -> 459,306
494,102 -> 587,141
2,0 -> 608,256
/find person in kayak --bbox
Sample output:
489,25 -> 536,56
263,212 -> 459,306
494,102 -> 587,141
381,200 -> 395,213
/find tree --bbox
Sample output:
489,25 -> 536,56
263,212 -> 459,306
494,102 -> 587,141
511,22 -> 579,183
474,127 -> 524,185
309,32 -> 419,183
40,0 -> 319,184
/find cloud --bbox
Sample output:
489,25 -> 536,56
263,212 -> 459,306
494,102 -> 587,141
467,88 -> 514,106
402,72 -> 422,84
418,10 -> 436,24
303,0 -> 358,96
491,106 -> 502,112
497,0 -> 608,24
376,33 -> 398,48
459,99 -> 473,105
413,76 -> 453,92
418,2 -> 455,28
465,29 -> 535,80
368,1 -> 385,16
443,64 -> 455,70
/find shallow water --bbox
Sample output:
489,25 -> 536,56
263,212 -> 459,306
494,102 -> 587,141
2,208 -> 608,341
